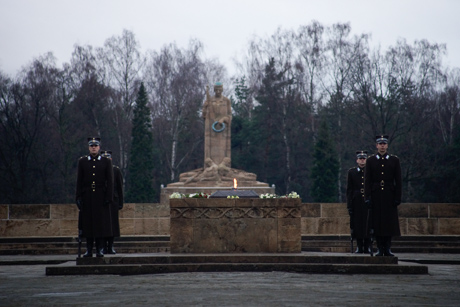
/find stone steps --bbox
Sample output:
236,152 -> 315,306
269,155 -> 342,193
77,254 -> 400,265
0,236 -> 170,255
0,235 -> 169,243
301,235 -> 460,253
2,235 -> 459,255
45,254 -> 428,276
0,246 -> 170,255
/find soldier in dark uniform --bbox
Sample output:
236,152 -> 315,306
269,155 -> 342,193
100,150 -> 124,254
364,135 -> 402,256
75,137 -> 114,257
347,150 -> 371,253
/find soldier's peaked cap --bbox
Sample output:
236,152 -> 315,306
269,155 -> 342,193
356,150 -> 368,158
87,137 -> 101,146
375,135 -> 389,144
100,150 -> 112,158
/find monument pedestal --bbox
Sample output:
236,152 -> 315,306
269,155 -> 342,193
170,198 -> 301,253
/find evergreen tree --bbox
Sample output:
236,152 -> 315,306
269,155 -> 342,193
439,124 -> 460,202
253,58 -> 291,186
126,83 -> 155,202
231,76 -> 257,177
311,119 -> 339,202
233,76 -> 251,118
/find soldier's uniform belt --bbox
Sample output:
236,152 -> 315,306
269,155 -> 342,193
373,180 -> 394,187
87,183 -> 105,189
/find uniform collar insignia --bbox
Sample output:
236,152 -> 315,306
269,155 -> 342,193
376,155 -> 380,159
87,156 -> 91,160
98,156 -> 101,160
357,167 -> 361,172
385,155 -> 389,159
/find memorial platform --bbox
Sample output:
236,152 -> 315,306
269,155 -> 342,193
44,252 -> 428,276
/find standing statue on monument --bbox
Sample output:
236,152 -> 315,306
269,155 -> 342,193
167,81 -> 262,188
202,82 -> 232,167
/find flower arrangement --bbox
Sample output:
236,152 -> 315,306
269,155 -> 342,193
260,191 -> 300,199
170,191 -> 300,199
170,192 -> 183,199
289,191 -> 300,198
259,193 -> 278,199
169,192 -> 210,199
188,192 -> 210,198
281,191 -> 300,198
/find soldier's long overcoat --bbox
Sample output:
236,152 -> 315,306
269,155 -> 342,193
110,165 -> 124,237
76,154 -> 114,238
346,166 -> 369,238
364,153 -> 402,237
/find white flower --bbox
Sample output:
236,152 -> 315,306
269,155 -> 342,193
288,191 -> 300,198
259,193 -> 277,199
185,192 -> 210,198
169,192 -> 183,199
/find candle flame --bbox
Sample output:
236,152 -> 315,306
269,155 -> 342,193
233,178 -> 237,189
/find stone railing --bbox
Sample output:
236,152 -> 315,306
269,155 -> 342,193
301,203 -> 460,235
1,203 -> 459,237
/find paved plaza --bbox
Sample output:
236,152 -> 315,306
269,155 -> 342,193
0,253 -> 459,306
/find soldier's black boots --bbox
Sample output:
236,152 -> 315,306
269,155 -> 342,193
375,237 -> 395,256
354,239 -> 373,254
95,238 -> 104,257
107,237 -> 116,254
363,239 -> 372,254
384,248 -> 395,256
384,237 -> 395,256
354,240 -> 364,253
375,239 -> 385,256
83,238 -> 94,257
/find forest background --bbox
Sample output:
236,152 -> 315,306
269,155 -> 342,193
1,22 -> 459,204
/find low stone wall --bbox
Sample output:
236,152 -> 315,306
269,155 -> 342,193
0,203 -> 170,237
1,203 -> 459,237
302,203 -> 460,235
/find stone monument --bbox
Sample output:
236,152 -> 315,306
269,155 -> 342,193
169,197 -> 302,253
203,81 -> 231,168
161,82 -> 274,203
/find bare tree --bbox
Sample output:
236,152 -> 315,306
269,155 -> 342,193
65,44 -> 98,92
96,29 -> 146,172
436,67 -> 460,145
322,23 -> 370,201
144,40 -> 210,182
0,54 -> 64,202
295,20 -> 327,128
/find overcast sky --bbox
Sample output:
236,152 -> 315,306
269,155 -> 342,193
1,0 -> 459,77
